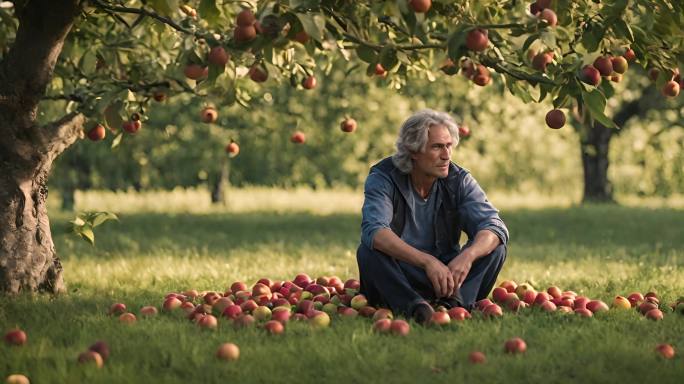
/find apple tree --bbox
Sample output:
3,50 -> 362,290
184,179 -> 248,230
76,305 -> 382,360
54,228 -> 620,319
1,0 -> 683,293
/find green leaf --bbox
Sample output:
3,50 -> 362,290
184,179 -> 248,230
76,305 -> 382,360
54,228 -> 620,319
356,45 -> 377,63
295,13 -> 325,42
148,0 -> 178,16
379,47 -> 398,71
77,226 -> 95,245
111,132 -> 123,149
198,0 -> 221,26
91,212 -> 119,227
612,19 -> 634,42
447,28 -> 468,63
522,33 -> 540,54
540,31 -> 556,49
582,89 -> 617,128
104,100 -> 124,131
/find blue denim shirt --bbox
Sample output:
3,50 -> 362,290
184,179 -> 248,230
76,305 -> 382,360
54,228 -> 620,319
360,157 -> 509,255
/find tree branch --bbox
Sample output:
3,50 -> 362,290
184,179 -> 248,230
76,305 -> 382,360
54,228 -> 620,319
90,0 -> 196,36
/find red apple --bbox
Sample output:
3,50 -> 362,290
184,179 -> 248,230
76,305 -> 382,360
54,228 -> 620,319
200,107 -> 218,124
469,351 -> 486,364
612,295 -> 631,309
373,318 -> 392,333
87,124 -> 106,141
301,76 -> 317,90
593,56 -> 613,76
586,300 -> 609,313
645,308 -> 663,321
430,311 -> 451,326
483,303 -> 503,318
655,343 -> 675,359
216,343 -> 240,361
409,0 -> 431,13
208,46 -> 229,67
504,337 -> 527,354
233,314 -> 255,328
340,118 -> 357,133
271,308 -> 291,324
574,296 -> 590,310
88,341 -> 110,361
662,80 -> 680,97
476,298 -> 493,311
623,48 -> 636,61
545,109 -> 566,129
574,308 -> 593,318
540,300 -> 557,312
581,65 -> 601,86
492,287 -> 509,303
109,303 -> 127,316
372,308 -> 394,321
140,306 -> 158,317
390,320 -> 410,336
539,8 -> 557,27
248,65 -> 268,83
374,63 -> 387,76
547,286 -> 562,299
465,29 -> 489,52
234,25 -> 257,42
198,314 -> 218,329
118,312 -> 137,324
627,292 -> 644,307
5,375 -> 30,384
184,64 -> 208,80
78,350 -> 104,368
263,320 -> 284,334
447,307 -> 471,321
499,280 -> 518,293
236,9 -> 255,26
4,329 -> 27,346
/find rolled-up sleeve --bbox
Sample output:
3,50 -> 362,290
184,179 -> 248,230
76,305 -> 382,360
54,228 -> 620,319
360,171 -> 394,250
458,173 -> 509,245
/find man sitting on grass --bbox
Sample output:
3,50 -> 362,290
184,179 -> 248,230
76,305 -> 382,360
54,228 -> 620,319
356,109 -> 509,324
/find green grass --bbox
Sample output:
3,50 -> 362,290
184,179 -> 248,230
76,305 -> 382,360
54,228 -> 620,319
1,189 -> 683,383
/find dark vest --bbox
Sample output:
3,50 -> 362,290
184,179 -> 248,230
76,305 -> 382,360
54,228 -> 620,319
370,157 -> 467,257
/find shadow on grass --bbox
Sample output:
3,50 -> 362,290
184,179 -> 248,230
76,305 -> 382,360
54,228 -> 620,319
50,205 -> 684,264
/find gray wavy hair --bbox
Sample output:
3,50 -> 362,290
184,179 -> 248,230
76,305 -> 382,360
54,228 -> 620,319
391,109 -> 460,173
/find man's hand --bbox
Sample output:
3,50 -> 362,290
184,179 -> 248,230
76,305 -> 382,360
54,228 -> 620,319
448,252 -> 475,289
424,259 -> 455,298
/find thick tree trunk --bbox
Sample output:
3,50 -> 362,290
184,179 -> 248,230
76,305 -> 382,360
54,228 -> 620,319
211,158 -> 230,205
580,122 -> 615,203
0,0 -> 82,293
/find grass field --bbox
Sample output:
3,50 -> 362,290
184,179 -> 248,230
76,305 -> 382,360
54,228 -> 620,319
1,188 -> 683,383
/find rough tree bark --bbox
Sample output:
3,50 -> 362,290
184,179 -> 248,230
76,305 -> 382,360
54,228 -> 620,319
576,86 -> 662,203
0,0 -> 83,293
210,158 -> 230,205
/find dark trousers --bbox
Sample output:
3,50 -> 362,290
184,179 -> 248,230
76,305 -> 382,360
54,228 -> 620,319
356,242 -> 506,316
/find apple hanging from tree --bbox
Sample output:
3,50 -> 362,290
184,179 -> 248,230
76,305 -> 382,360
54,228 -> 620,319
200,107 -> 218,123
87,124 -> 106,141
340,118 -> 357,133
408,0 -> 431,13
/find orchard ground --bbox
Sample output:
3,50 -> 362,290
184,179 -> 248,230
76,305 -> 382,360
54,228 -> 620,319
2,187 -> 684,383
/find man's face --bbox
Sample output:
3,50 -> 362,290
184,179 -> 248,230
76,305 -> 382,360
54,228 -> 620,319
411,124 -> 453,179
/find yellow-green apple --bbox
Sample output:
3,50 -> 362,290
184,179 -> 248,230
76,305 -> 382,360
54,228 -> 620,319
468,351 -> 486,364
351,294 -> 368,310
611,56 -> 628,74
504,337 -> 527,354
263,320 -> 284,335
390,320 -> 410,336
252,306 -> 272,321
5,374 -> 30,384
77,351 -> 104,368
118,313 -> 136,324
574,308 -> 593,318
322,303 -> 338,316
309,311 -> 331,329
586,300 -> 608,313
109,303 -> 127,316
88,341 -> 110,361
140,306 -> 158,317
612,296 -> 631,309
655,344 -> 675,359
514,283 -> 533,297
216,343 -> 240,361
645,308 -> 663,321
447,307 -> 471,321
198,314 -> 218,330
430,311 -> 451,326
4,329 -> 27,346
373,318 -> 392,333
